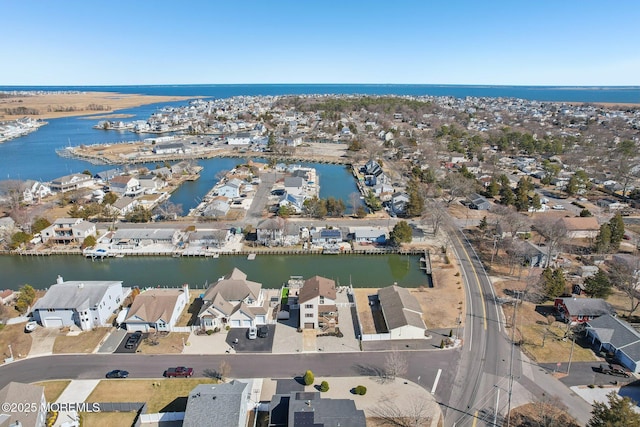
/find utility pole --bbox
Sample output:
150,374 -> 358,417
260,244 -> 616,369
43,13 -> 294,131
567,330 -> 576,374
507,291 -> 521,427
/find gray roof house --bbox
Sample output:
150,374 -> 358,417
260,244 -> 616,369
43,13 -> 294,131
554,297 -> 614,324
269,391 -> 366,427
0,382 -> 47,427
586,314 -> 640,373
257,217 -> 286,246
183,380 -> 250,427
378,285 -> 427,339
32,275 -> 123,331
468,193 -> 491,210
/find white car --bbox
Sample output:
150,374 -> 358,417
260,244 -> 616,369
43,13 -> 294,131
552,205 -> 565,210
24,321 -> 38,333
247,326 -> 257,340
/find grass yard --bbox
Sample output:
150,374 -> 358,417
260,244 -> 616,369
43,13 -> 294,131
79,412 -> 137,427
0,324 -> 32,360
137,332 -> 190,354
33,380 -> 70,402
87,379 -> 218,413
53,328 -> 110,354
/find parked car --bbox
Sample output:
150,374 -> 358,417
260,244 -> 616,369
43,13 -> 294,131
106,369 -> 129,379
552,205 -> 565,210
164,366 -> 194,378
597,363 -> 630,377
247,326 -> 257,340
125,331 -> 142,349
24,321 -> 38,333
257,325 -> 269,338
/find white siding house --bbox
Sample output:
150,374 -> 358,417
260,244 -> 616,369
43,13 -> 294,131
298,276 -> 337,330
378,285 -> 427,339
124,284 -> 189,332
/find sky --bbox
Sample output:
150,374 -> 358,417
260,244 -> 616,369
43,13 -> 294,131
1,0 -> 639,86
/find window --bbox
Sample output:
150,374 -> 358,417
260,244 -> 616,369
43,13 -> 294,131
305,304 -> 313,309
305,313 -> 314,318
319,297 -> 325,304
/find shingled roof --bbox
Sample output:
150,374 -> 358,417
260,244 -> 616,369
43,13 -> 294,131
298,276 -> 336,304
378,285 -> 426,331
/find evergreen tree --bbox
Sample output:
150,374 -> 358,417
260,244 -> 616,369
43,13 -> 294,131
487,177 -> 500,198
584,269 -> 612,299
514,184 -> 529,212
588,391 -> 640,427
478,216 -> 488,231
500,186 -> 515,206
531,193 -> 542,211
594,224 -> 611,253
406,180 -> 424,217
609,213 -> 625,251
541,267 -> 566,300
389,221 -> 413,246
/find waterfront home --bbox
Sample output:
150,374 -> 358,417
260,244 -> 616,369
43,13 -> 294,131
124,284 -> 189,332
110,228 -> 183,249
137,174 -> 166,193
111,196 -> 139,216
184,380 -> 250,427
256,217 -> 286,246
278,192 -> 305,214
217,178 -> 243,198
150,166 -> 173,180
310,227 -> 343,245
0,289 -> 16,305
554,297 -> 614,325
561,217 -> 600,239
227,132 -> 252,145
269,391 -> 366,427
349,226 -> 388,244
109,175 -> 143,197
0,382 -> 47,427
298,276 -> 338,330
153,142 -> 187,155
32,275 -> 123,330
283,176 -> 305,196
49,173 -> 94,193
188,229 -> 230,249
378,285 -> 427,339
586,314 -> 640,373
40,218 -> 96,245
391,192 -> 410,215
21,180 -> 52,204
202,199 -> 231,218
198,268 -> 267,329
94,168 -> 123,182
362,159 -> 389,186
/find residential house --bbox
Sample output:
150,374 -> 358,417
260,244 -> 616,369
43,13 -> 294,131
298,276 -> 337,330
227,132 -> 252,146
153,142 -> 187,154
311,228 -> 343,245
0,289 -> 16,305
22,180 -> 52,203
522,241 -> 557,268
362,160 -> 389,186
0,382 -> 47,427
198,268 -> 267,329
372,183 -> 394,201
278,192 -> 306,214
202,199 -> 231,218
40,218 -> 96,245
283,177 -> 305,196
217,178 -> 243,198
32,275 -> 123,330
183,380 -> 250,427
269,391 -> 366,427
468,193 -> 491,210
110,228 -> 183,249
390,192 -> 410,215
137,174 -> 165,193
49,173 -> 94,193
561,217 -> 600,239
597,199 -> 627,211
109,175 -> 142,197
256,217 -> 286,246
586,314 -> 640,373
94,168 -> 122,182
350,226 -> 388,244
150,166 -> 173,180
378,285 -> 427,339
554,297 -> 614,324
111,196 -> 139,216
124,284 -> 189,332
188,229 -> 230,249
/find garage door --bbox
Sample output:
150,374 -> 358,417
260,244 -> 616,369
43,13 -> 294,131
230,320 -> 241,327
44,318 -> 64,328
126,324 -> 149,333
255,315 -> 266,325
241,320 -> 252,327
304,323 -> 315,329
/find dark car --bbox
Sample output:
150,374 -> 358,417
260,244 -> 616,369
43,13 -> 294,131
597,363 -> 630,377
257,325 -> 269,338
164,366 -> 194,378
106,370 -> 129,379
125,331 -> 142,349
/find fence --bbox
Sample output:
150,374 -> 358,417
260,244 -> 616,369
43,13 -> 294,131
361,333 -> 391,341
171,325 -> 200,333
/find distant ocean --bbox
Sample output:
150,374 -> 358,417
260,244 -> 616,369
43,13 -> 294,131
1,84 -> 640,104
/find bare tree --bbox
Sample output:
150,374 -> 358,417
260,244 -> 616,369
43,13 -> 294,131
492,205 -> 531,238
218,360 -> 231,382
533,217 -> 567,268
349,192 -> 361,216
608,257 -> 640,317
440,172 -> 474,206
153,201 -> 184,219
421,199 -> 449,235
384,348 -> 408,381
370,397 -> 432,427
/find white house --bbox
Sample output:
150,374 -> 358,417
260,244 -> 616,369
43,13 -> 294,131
40,218 -> 96,245
109,176 -> 142,197
111,197 -> 139,216
153,142 -> 187,154
298,276 -> 337,330
278,192 -> 305,213
32,275 -> 123,330
49,173 -> 94,193
137,174 -> 165,193
283,177 -> 305,196
227,132 -> 252,146
256,217 -> 286,246
350,226 -> 388,244
378,285 -> 427,339
197,268 -> 267,329
124,284 -> 189,332
217,179 -> 243,198
22,180 -> 52,204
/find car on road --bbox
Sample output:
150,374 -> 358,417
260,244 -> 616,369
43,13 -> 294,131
552,205 -> 565,210
164,366 -> 194,378
247,326 -> 257,340
106,369 -> 129,379
597,363 -> 630,377
125,331 -> 142,349
257,325 -> 269,338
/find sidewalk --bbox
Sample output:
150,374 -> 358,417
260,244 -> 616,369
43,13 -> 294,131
53,380 -> 100,427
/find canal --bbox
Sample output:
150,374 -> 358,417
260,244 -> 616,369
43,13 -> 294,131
0,254 -> 429,290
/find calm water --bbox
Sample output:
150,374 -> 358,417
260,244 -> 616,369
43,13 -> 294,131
0,254 -> 428,291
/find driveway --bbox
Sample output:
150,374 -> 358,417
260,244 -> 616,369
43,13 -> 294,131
114,332 -> 148,354
98,328 -> 127,353
226,326 -> 275,353
28,327 -> 60,357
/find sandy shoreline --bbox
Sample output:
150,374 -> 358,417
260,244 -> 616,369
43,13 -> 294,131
0,91 -> 195,120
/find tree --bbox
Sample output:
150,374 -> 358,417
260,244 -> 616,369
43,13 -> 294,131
102,192 -> 118,205
82,235 -> 97,249
153,201 -> 183,220
534,217 -> 567,268
441,173 -> 474,206
267,132 -> 276,151
364,190 -> 382,212
487,177 -> 500,198
406,180 -> 424,217
608,257 -> 640,317
584,268 -> 612,299
15,284 -> 36,314
371,398 -> 431,427
125,205 -> 152,223
217,360 -> 231,382
10,231 -> 31,250
580,209 -> 593,217
594,223 -> 612,253
540,267 -> 566,300
478,216 -> 488,232
588,391 -> 640,427
384,348 -> 408,381
31,217 -> 51,234
325,197 -> 345,217
303,196 -> 327,218
389,221 -> 412,246
609,213 -> 625,251
303,370 -> 314,386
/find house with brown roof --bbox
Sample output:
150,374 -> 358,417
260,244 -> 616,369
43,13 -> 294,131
298,276 -> 338,330
378,285 -> 427,339
124,284 -> 189,332
0,289 -> 15,305
197,268 -> 267,329
561,216 -> 600,239
0,382 -> 47,427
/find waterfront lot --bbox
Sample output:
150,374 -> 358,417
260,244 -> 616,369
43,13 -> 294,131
0,324 -> 32,360
53,328 -> 110,354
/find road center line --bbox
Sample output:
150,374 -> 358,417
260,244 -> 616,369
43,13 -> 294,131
455,232 -> 487,330
431,368 -> 442,394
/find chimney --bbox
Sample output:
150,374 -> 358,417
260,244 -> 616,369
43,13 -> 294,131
56,275 -> 64,284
